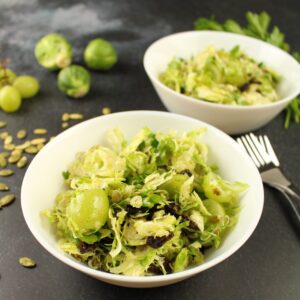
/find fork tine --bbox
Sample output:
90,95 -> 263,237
239,136 -> 261,167
249,133 -> 271,164
263,136 -> 280,167
258,135 -> 266,151
245,134 -> 265,166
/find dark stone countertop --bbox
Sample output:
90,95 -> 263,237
0,0 -> 299,299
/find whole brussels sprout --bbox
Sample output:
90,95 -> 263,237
35,33 -> 73,70
84,38 -> 117,70
0,68 -> 17,88
57,65 -> 90,98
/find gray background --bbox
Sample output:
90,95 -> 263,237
0,0 -> 299,299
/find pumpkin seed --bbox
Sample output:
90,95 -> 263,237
0,194 -> 15,207
62,122 -> 69,129
4,135 -> 13,145
33,128 -> 47,135
62,113 -> 69,122
31,138 -> 46,145
102,107 -> 111,115
15,141 -> 31,150
0,169 -> 14,176
25,146 -> 38,154
8,152 -> 22,163
0,131 -> 8,139
17,156 -> 27,168
0,182 -> 9,191
69,113 -> 84,120
0,155 -> 7,168
37,143 -> 44,151
0,152 -> 10,158
18,257 -> 36,268
4,144 -> 15,150
0,121 -> 7,129
17,129 -> 27,139
11,149 -> 22,156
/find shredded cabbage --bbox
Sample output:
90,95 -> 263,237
44,128 -> 248,275
159,45 -> 280,105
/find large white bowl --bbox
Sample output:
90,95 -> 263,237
143,31 -> 300,134
21,111 -> 263,288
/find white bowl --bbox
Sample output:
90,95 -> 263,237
21,111 -> 263,288
143,31 -> 300,134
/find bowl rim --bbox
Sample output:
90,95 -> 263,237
21,110 -> 264,284
143,30 -> 300,111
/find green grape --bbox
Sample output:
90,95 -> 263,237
67,189 -> 109,236
160,174 -> 189,197
13,76 -> 40,99
0,86 -> 22,112
84,38 -> 117,70
0,68 -> 17,88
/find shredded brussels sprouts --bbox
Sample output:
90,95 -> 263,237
159,46 -> 280,106
43,128 -> 248,275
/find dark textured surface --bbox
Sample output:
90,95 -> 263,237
0,0 -> 299,299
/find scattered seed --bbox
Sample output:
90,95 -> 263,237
37,143 -> 44,151
25,146 -> 38,154
31,138 -> 46,145
0,121 -> 7,129
62,122 -> 69,129
16,141 -> 31,150
62,113 -> 69,122
102,107 -> 111,115
0,194 -> 15,207
8,152 -> 22,163
0,155 -> 7,168
0,132 -> 8,139
17,129 -> 27,139
0,152 -> 10,158
18,257 -> 36,268
33,128 -> 47,135
0,182 -> 9,191
11,149 -> 22,156
17,156 -> 27,168
69,113 -> 83,120
4,135 -> 13,145
4,144 -> 15,150
0,169 -> 14,177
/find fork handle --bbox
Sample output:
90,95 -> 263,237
268,183 -> 300,223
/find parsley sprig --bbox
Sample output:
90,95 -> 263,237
194,11 -> 300,128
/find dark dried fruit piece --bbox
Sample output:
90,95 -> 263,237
147,232 -> 174,249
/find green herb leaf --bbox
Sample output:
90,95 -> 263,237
194,17 -> 224,31
62,171 -> 70,180
223,20 -> 245,35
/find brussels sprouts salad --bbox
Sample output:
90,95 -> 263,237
44,128 -> 248,276
159,46 -> 280,106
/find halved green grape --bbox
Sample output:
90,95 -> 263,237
57,65 -> 90,98
84,38 -> 117,70
66,189 -> 109,237
159,174 -> 188,198
0,86 -> 22,112
35,33 -> 73,70
13,76 -> 40,99
0,68 -> 17,88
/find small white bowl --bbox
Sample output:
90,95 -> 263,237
21,111 -> 263,288
144,31 -> 300,134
